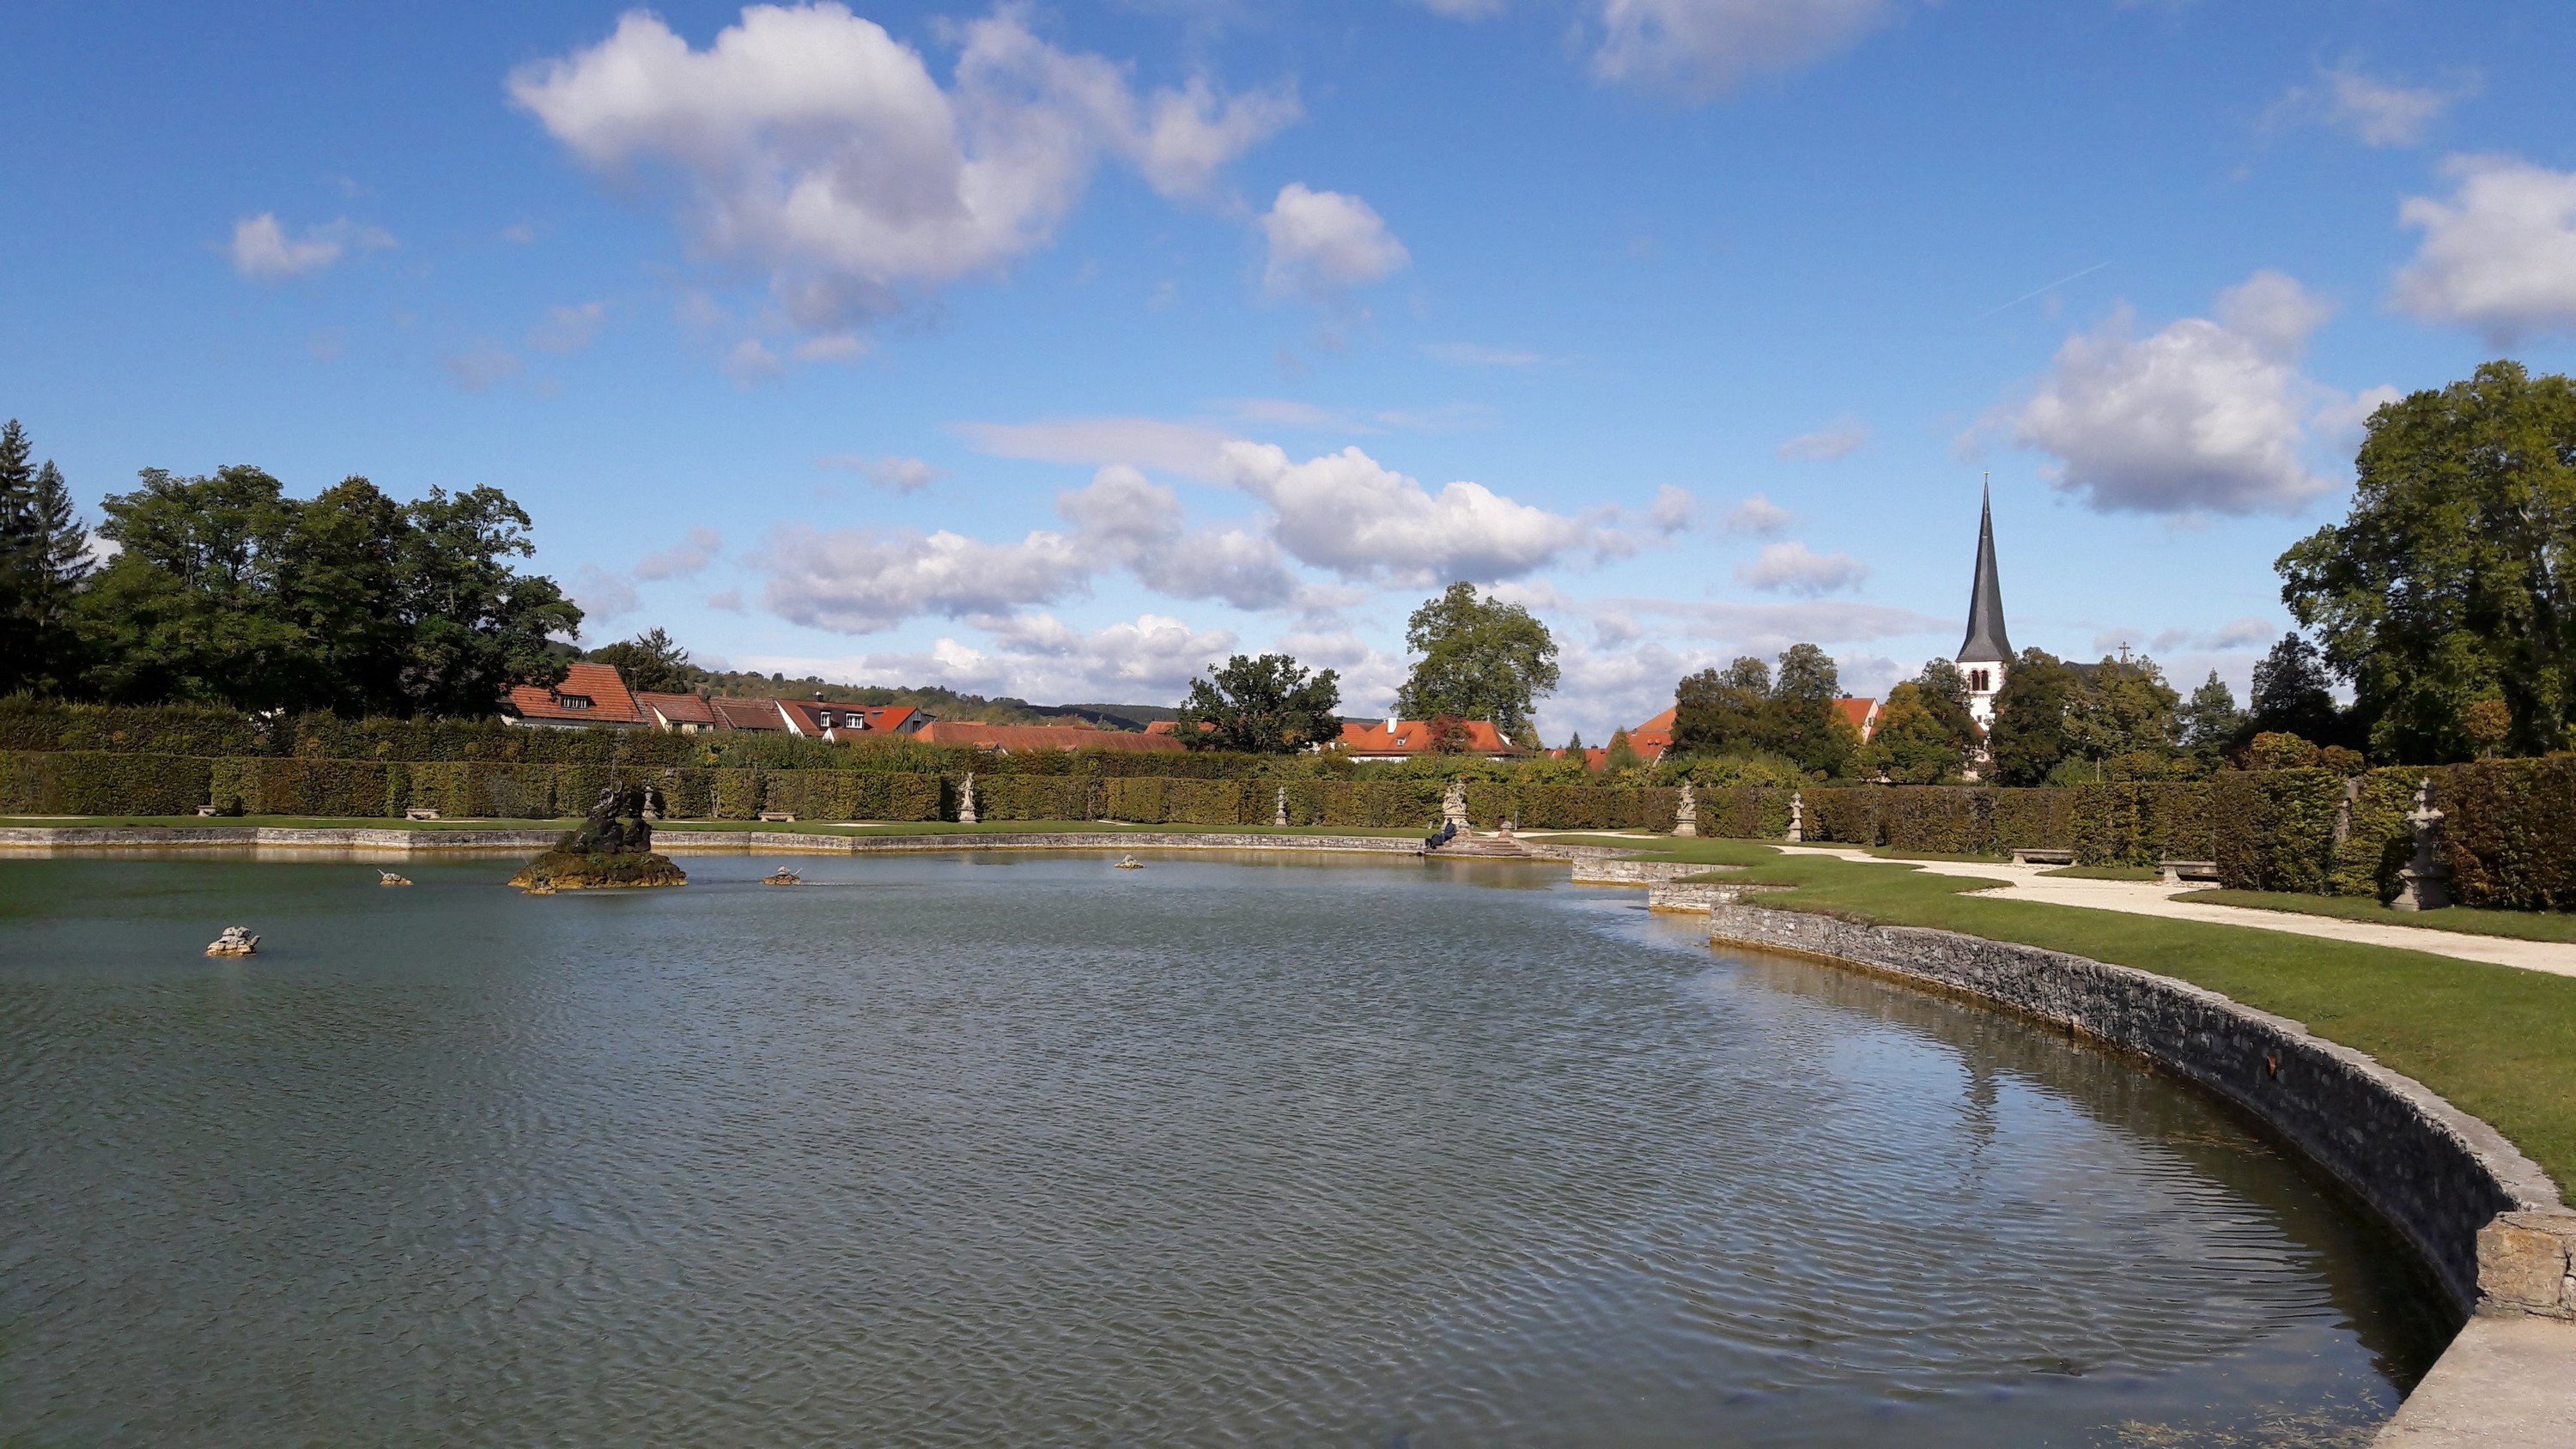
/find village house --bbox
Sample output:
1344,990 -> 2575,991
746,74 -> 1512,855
1333,717 -> 1527,761
501,661 -> 649,731
775,696 -> 927,742
636,690 -> 717,733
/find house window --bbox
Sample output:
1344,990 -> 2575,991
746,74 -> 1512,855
559,695 -> 592,710
817,711 -> 835,728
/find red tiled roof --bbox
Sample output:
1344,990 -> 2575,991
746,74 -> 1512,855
1833,696 -> 1879,742
708,696 -> 788,731
1335,718 -> 1523,756
505,661 -> 647,726
776,700 -> 925,737
915,721 -> 1183,753
637,690 -> 717,726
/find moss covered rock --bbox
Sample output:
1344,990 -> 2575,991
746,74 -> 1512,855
508,850 -> 687,891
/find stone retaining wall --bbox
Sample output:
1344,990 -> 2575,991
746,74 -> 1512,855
0,825 -> 1425,858
1704,902 -> 2567,1319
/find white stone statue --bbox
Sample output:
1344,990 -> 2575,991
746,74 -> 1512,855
1274,786 -> 1288,828
957,772 -> 978,826
1442,778 -> 1471,829
1674,782 -> 1698,837
2393,778 -> 2451,912
1787,790 -> 1805,843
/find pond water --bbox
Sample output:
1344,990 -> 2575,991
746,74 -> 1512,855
0,851 -> 2450,1446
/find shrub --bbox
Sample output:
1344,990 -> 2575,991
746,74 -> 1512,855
407,762 -> 564,819
208,757 -> 397,817
2426,756 -> 2576,911
975,775 -> 1097,822
0,750 -> 213,815
2212,769 -> 2342,892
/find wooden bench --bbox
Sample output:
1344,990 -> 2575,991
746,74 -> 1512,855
404,807 -> 440,822
2009,847 -> 2074,867
2159,858 -> 2221,886
757,810 -> 798,823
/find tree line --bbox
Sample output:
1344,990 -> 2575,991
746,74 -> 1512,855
0,421 -> 580,716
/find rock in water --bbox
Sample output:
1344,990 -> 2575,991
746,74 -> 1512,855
205,925 -> 259,956
511,783 -> 688,892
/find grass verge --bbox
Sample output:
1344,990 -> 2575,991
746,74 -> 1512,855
1548,834 -> 2576,1194
2042,864 -> 2165,882
2175,889 -> 2576,945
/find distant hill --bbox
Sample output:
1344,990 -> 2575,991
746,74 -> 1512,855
659,670 -> 1172,732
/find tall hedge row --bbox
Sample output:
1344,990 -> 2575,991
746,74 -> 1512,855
0,751 -> 214,815
2420,758 -> 2576,910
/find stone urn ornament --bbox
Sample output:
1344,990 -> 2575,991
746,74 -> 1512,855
2392,777 -> 2451,912
957,772 -> 978,826
1787,791 -> 1805,843
1673,782 -> 1699,837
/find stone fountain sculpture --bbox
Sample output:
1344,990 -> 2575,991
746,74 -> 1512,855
509,783 -> 686,891
1787,791 -> 1805,843
2392,777 -> 2451,912
1442,778 -> 1471,830
957,772 -> 978,826
1674,782 -> 1699,837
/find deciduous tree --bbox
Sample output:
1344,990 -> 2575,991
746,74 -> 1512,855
1394,582 -> 1559,744
2278,361 -> 2576,761
1173,652 -> 1342,753
590,627 -> 698,694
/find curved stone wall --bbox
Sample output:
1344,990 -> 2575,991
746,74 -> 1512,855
1704,902 -> 2561,1317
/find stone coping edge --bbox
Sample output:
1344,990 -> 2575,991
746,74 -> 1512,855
0,825 -> 1427,857
1704,902 -> 2566,1320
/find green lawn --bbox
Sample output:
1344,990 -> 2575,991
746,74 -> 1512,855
2042,864 -> 2165,882
1547,834 -> 2576,1195
2176,888 -> 2576,945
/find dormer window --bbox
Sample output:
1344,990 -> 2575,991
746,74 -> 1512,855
817,710 -> 835,728
558,694 -> 592,710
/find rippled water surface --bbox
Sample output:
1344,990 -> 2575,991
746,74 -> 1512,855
0,851 -> 2450,1446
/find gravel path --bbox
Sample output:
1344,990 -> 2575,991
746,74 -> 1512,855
1770,845 -> 2576,979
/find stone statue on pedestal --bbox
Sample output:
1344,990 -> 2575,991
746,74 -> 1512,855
2393,777 -> 2451,912
1274,786 -> 1288,828
1673,782 -> 1698,837
1787,791 -> 1805,843
1442,779 -> 1471,830
957,772 -> 978,826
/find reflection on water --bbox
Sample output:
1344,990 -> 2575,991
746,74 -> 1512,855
0,852 -> 2446,1446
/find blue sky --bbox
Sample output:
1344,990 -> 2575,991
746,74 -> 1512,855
5,1 -> 2573,740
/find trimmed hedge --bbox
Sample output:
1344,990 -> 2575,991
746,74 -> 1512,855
209,757 -> 398,817
2212,770 -> 2342,894
2426,757 -> 2576,911
0,750 -> 214,815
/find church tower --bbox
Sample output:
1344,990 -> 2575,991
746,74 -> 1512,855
1957,482 -> 2011,731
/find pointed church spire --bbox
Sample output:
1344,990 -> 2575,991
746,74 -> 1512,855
1957,479 -> 2012,664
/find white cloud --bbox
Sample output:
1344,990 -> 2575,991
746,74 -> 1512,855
1260,184 -> 1410,301
572,565 -> 642,623
1058,465 -> 1305,609
2005,270 -> 2355,515
951,415 -> 1238,481
1414,0 -> 1505,16
1591,0 -> 1896,101
756,522 -> 1089,633
635,526 -> 723,580
2313,384 -> 2403,449
1776,415 -> 1869,460
1606,595 -> 1942,651
512,5 -> 1292,338
1648,483 -> 1697,535
2269,63 -> 2475,149
445,344 -> 524,391
762,610 -> 1237,703
1735,539 -> 1867,596
820,453 -> 944,492
1719,493 -> 1793,536
2123,616 -> 2273,655
1421,341 -> 1546,367
528,300 -> 607,354
228,214 -> 393,281
1218,440 -> 1605,585
2392,155 -> 2576,343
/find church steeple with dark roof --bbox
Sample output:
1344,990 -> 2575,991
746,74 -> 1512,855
1957,481 -> 2011,665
